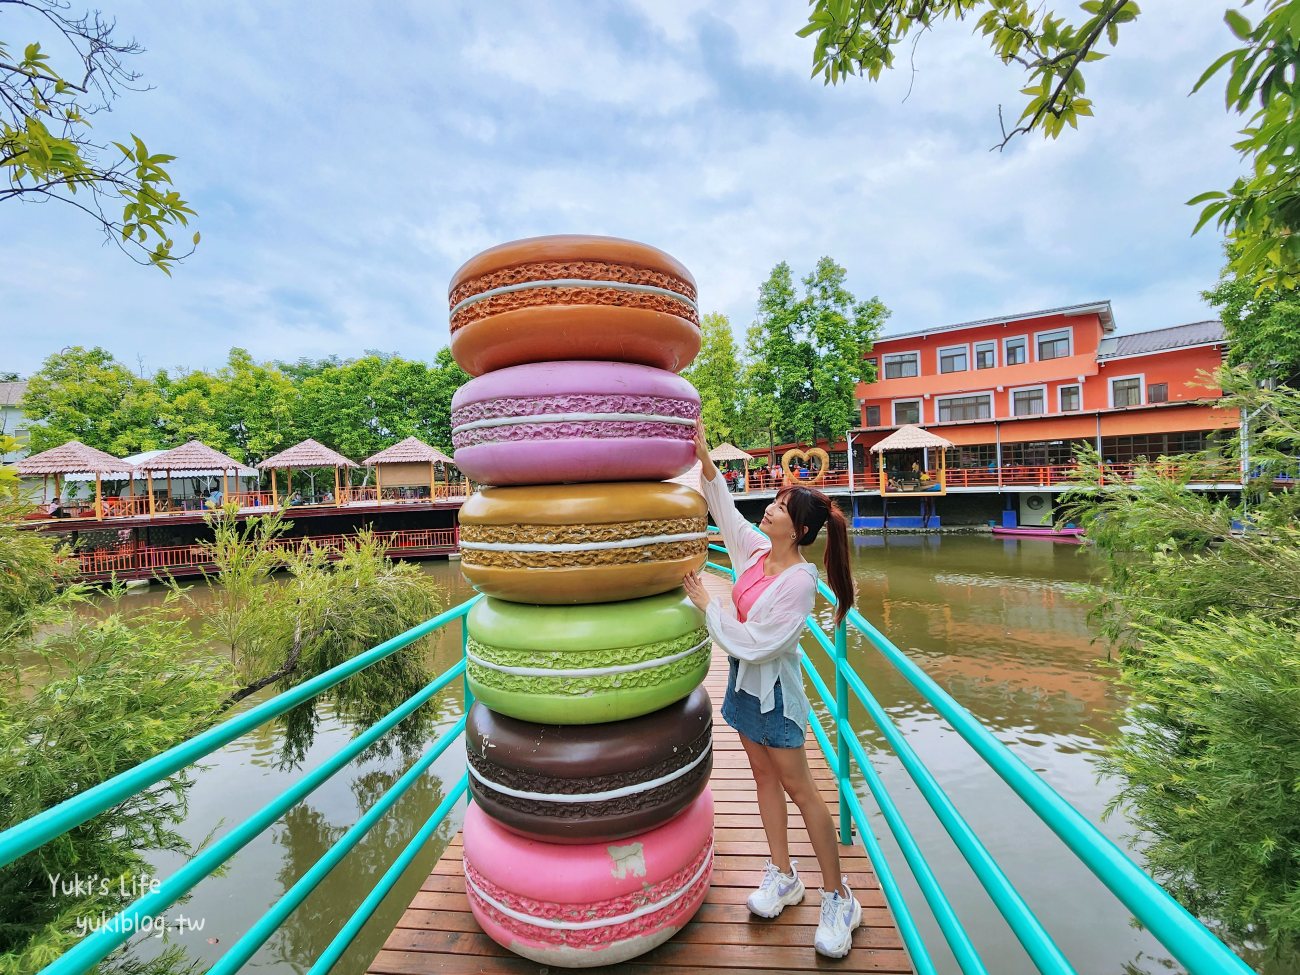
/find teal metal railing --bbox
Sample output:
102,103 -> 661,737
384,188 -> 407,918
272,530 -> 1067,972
704,543 -> 1253,975
1,548 -> 1255,975
0,595 -> 481,975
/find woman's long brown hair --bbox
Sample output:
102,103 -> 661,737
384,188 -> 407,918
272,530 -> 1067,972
775,485 -> 855,625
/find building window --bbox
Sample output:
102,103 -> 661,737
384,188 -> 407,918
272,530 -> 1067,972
893,400 -> 922,425
1012,387 -> 1046,416
938,345 -> 968,374
1059,384 -> 1082,412
1005,336 -> 1028,366
974,341 -> 997,369
1148,382 -> 1168,403
865,405 -> 881,426
882,352 -> 919,379
936,394 -> 992,422
1111,376 -> 1142,407
1036,328 -> 1072,361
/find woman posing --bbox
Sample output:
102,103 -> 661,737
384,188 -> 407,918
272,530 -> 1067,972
681,422 -> 860,958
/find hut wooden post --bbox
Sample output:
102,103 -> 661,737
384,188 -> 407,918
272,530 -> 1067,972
166,471 -> 173,512
42,474 -> 48,506
147,471 -> 156,515
428,462 -> 435,501
376,465 -> 384,505
271,468 -> 278,506
878,453 -> 886,494
54,473 -> 61,507
333,467 -> 341,506
94,473 -> 103,520
940,448 -> 948,491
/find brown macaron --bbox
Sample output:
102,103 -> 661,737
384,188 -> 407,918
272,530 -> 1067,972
448,235 -> 701,376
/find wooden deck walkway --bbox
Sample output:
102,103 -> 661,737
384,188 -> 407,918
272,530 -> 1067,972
369,574 -> 914,974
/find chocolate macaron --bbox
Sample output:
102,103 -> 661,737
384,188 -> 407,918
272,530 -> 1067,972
466,687 -> 712,843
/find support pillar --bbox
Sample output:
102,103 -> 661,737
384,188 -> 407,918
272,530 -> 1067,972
95,473 -> 103,520
146,472 -> 156,515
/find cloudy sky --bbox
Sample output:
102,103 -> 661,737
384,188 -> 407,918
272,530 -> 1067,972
4,1 -> 1245,376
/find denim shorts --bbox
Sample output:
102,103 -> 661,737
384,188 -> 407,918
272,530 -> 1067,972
720,656 -> 806,749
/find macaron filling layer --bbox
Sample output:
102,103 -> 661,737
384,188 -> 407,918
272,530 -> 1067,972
449,258 -> 698,335
452,393 -> 696,449
459,518 -> 708,569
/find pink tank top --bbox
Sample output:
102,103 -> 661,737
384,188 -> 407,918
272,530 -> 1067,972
732,554 -> 779,622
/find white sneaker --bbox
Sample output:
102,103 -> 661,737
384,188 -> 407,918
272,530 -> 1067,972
746,859 -> 805,918
814,880 -> 862,958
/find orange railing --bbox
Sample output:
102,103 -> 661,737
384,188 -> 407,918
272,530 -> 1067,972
76,528 -> 460,579
336,484 -> 471,504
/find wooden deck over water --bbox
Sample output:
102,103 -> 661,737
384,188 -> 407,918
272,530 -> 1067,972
368,575 -> 914,975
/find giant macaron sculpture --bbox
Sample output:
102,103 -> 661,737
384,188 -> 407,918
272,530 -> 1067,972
450,235 -> 714,968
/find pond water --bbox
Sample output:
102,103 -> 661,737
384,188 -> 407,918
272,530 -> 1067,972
73,535 -> 1193,975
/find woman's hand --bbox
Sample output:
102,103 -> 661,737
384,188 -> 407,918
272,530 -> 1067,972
682,570 -> 712,611
694,420 -> 718,481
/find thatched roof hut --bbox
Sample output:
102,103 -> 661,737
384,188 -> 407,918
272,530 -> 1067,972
258,439 -> 357,506
16,441 -> 123,476
869,425 -> 955,453
132,440 -> 248,514
708,442 -> 753,462
362,437 -> 456,504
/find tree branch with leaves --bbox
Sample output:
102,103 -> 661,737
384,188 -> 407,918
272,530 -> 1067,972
0,0 -> 198,273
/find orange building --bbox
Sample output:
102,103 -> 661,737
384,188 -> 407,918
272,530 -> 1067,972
848,301 -> 1240,527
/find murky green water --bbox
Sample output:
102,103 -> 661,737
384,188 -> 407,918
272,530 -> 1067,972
73,537 -> 1193,975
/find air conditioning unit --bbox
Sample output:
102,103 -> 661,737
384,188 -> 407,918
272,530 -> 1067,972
1019,492 -> 1053,527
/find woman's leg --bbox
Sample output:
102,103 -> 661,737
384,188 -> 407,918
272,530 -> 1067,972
764,743 -> 842,890
739,734 -> 791,873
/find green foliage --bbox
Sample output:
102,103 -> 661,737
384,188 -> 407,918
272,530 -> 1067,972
0,468 -> 76,643
1101,614 -> 1300,961
681,312 -> 743,445
0,4 -> 197,273
1060,371 -> 1300,959
199,509 -> 447,765
740,258 -> 886,446
20,344 -> 471,466
1205,257 -> 1300,386
800,0 -> 1300,290
0,592 -> 233,975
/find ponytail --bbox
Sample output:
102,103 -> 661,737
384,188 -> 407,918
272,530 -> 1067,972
775,485 -> 856,625
822,503 -> 853,626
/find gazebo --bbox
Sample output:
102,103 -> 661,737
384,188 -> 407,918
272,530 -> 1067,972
257,439 -> 357,507
15,441 -> 126,520
869,425 -> 955,496
133,440 -> 248,514
708,442 -> 755,492
362,437 -> 457,503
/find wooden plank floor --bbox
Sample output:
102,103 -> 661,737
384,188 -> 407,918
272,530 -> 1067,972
369,573 -> 914,974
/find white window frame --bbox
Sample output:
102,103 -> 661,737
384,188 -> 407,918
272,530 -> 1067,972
881,350 -> 921,380
1108,373 -> 1145,408
1034,326 -> 1073,361
1009,383 -> 1049,417
892,398 -> 924,426
1057,383 -> 1083,412
973,340 -> 998,370
935,390 -> 994,423
1003,334 -> 1029,367
936,342 -> 971,375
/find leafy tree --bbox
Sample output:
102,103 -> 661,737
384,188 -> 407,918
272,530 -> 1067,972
1,1 -> 197,272
681,312 -> 742,446
1060,371 -> 1300,963
740,258 -> 886,447
1204,259 -> 1300,386
21,346 -> 161,454
425,346 -> 471,454
799,0 -> 1300,289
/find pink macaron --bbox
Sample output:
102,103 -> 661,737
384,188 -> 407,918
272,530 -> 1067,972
451,360 -> 700,486
462,788 -> 714,967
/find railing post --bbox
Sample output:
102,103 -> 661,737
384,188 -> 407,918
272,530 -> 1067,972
462,614 -> 474,806
834,612 -> 851,845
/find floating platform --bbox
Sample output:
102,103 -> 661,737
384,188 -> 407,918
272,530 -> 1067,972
990,526 -> 1084,541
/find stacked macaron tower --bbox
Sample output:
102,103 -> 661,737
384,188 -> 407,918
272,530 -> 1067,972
447,235 -> 714,968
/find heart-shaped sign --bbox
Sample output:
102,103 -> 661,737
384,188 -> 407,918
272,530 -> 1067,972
781,448 -> 830,485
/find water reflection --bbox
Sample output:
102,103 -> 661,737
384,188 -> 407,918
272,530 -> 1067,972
76,537 -> 1181,975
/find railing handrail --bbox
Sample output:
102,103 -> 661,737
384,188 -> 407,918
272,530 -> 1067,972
705,538 -> 1251,975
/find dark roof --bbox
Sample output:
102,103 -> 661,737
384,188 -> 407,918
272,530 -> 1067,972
877,300 -> 1115,343
0,381 -> 27,406
1096,320 -> 1225,359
